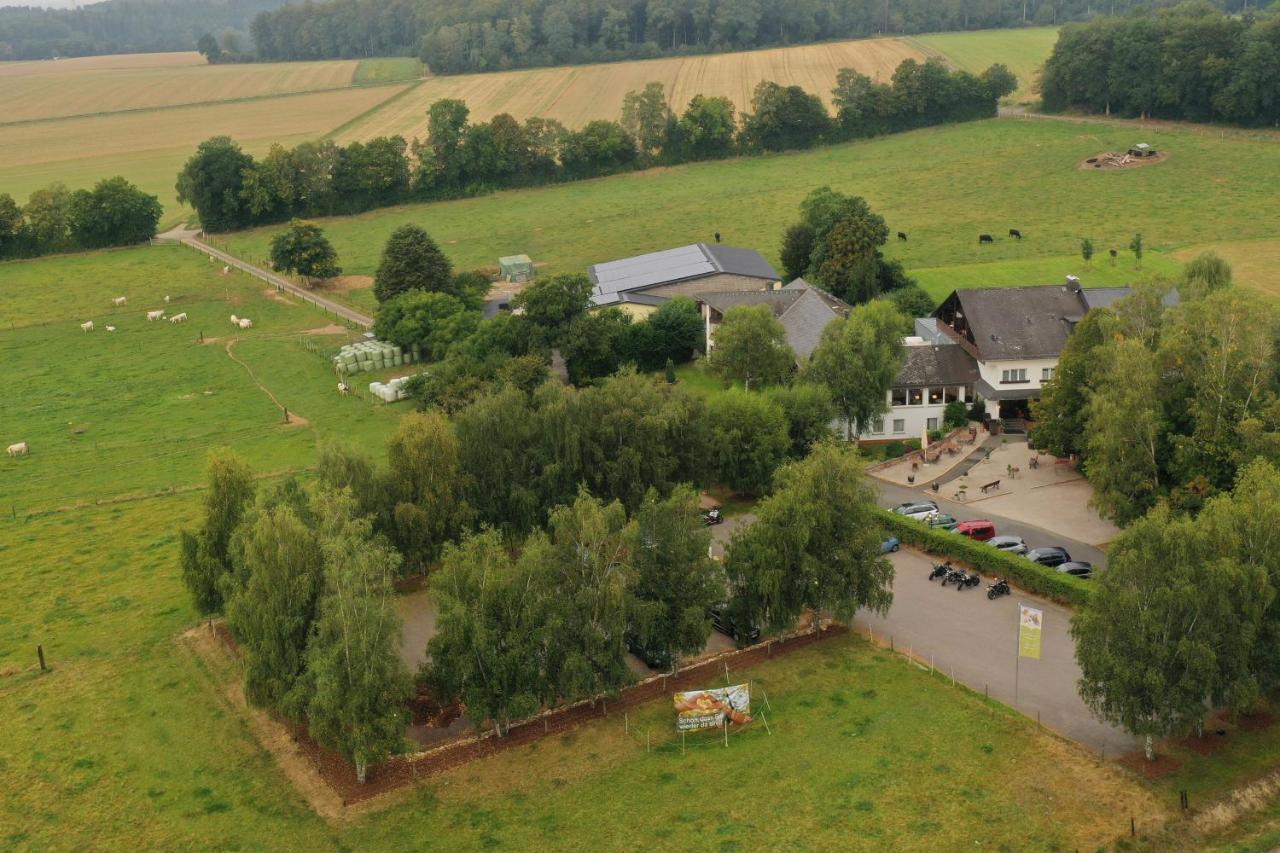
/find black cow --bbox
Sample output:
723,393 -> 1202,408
714,231 -> 722,243
1009,229 -> 1022,239
1109,248 -> 1118,258
897,231 -> 908,241
979,234 -> 994,244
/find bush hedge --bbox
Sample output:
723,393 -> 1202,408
878,510 -> 1092,607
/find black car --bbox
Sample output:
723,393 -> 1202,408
1057,561 -> 1094,579
1026,546 -> 1071,568
626,634 -> 675,670
708,602 -> 761,643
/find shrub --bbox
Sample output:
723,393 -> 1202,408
883,440 -> 905,459
877,510 -> 1092,607
943,400 -> 968,430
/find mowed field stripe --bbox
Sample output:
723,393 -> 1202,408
0,55 -> 360,124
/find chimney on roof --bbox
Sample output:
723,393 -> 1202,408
1066,274 -> 1081,292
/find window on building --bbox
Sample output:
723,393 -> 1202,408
1042,367 -> 1056,381
893,419 -> 905,434
1001,368 -> 1027,383
928,387 -> 944,405
927,417 -> 938,431
943,386 -> 960,403
871,417 -> 885,434
908,388 -> 924,405
891,387 -> 907,406
963,384 -> 974,400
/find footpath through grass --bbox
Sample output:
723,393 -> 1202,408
222,118 -> 1280,305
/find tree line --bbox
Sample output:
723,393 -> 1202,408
175,63 -> 1013,232
181,409 -> 893,775
0,0 -> 278,61
242,0 -> 1266,69
1041,4 -> 1280,126
1032,255 -> 1280,526
0,177 -> 162,262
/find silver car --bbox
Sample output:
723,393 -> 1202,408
988,535 -> 1028,555
892,501 -> 939,521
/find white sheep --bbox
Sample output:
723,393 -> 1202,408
106,325 -> 116,332
146,310 -> 164,321
230,314 -> 239,325
169,312 -> 187,324
80,320 -> 94,332
164,295 -> 171,304
222,265 -> 230,275
112,296 -> 127,306
7,441 -> 29,456
238,318 -> 253,329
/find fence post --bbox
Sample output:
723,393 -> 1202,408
37,645 -> 47,672
625,712 -> 629,734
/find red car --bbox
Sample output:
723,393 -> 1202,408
954,520 -> 995,542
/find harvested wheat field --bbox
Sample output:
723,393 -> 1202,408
339,37 -> 927,141
0,52 -> 361,124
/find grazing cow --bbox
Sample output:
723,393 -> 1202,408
146,310 -> 164,321
170,312 -> 187,324
106,325 -> 116,332
1109,248 -> 1118,259
238,318 -> 253,329
81,320 -> 94,332
164,295 -> 171,304
979,234 -> 994,244
112,296 -> 127,306
230,314 -> 239,325
7,441 -> 29,456
1008,229 -> 1022,239
897,231 -> 908,241
338,382 -> 350,396
222,265 -> 230,275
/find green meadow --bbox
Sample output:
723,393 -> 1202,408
220,117 -> 1280,310
915,27 -> 1059,104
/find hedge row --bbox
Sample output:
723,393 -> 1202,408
877,510 -> 1092,607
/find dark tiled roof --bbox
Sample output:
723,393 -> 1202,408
779,289 -> 841,361
1080,287 -> 1180,311
896,345 -> 979,388
944,286 -> 1087,359
702,289 -> 801,317
704,244 -> 782,281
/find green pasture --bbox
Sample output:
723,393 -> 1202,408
916,27 -> 1059,104
354,57 -> 424,85
220,117 -> 1280,310
0,245 -> 401,513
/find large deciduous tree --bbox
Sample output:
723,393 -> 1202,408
68,177 -> 162,248
621,82 -> 676,162
710,304 -> 794,389
383,411 -> 471,573
176,136 -> 256,232
725,442 -> 892,637
803,300 -> 905,441
269,219 -> 341,283
179,448 -> 256,615
706,389 -> 790,495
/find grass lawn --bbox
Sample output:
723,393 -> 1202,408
0,245 -> 401,513
914,27 -> 1059,105
354,57 -> 424,85
220,117 -> 1280,307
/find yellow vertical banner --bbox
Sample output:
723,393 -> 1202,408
1018,605 -> 1043,660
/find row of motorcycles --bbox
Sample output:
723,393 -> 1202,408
928,562 -> 1011,600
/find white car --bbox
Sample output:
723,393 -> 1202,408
892,501 -> 939,521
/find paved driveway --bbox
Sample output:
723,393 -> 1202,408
858,548 -> 1133,755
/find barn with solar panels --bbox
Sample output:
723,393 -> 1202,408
585,243 -> 780,319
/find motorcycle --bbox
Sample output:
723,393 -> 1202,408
928,562 -> 952,582
942,568 -> 968,587
987,578 -> 1011,600
956,572 -> 981,591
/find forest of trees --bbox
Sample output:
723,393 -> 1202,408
176,63 -> 1011,232
1041,4 -> 1280,125
0,0 -> 279,61
245,0 -> 1270,69
0,177 -> 162,261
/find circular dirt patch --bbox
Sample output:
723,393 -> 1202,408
1080,150 -> 1169,170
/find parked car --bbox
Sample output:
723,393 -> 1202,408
882,537 -> 901,553
626,633 -> 674,670
925,512 -> 958,530
1057,561 -> 1094,579
892,501 -> 939,521
954,519 -> 996,541
1026,546 -> 1071,567
988,535 -> 1028,555
708,602 -> 761,643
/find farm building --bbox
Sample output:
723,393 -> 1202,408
586,243 -> 780,319
701,278 -> 848,363
499,254 -> 535,283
